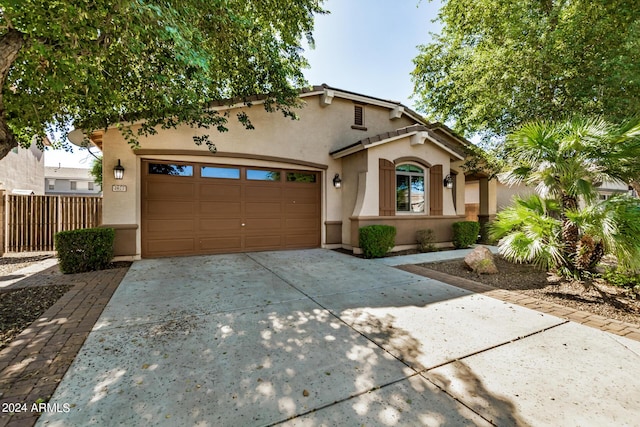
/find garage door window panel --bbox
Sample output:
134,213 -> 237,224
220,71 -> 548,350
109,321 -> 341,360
201,166 -> 240,179
149,163 -> 193,176
247,169 -> 281,181
286,172 -> 317,183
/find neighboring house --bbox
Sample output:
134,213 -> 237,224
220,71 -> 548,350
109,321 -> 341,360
44,166 -> 102,196
465,179 -> 635,221
74,85 -> 489,259
0,144 -> 45,195
595,180 -> 633,200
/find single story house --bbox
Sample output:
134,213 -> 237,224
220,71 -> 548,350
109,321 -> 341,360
76,85 -> 493,259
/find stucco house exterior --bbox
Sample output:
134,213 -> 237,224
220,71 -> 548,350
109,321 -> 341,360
45,166 -> 102,196
0,144 -> 45,195
465,179 -> 634,221
78,85 -> 486,259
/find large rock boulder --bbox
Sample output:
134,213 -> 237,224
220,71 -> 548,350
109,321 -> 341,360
464,246 -> 498,274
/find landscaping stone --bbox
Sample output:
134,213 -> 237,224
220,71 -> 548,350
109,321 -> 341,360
464,246 -> 498,274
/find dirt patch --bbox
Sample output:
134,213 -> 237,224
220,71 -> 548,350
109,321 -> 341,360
0,255 -> 132,350
0,284 -> 73,350
421,256 -> 640,326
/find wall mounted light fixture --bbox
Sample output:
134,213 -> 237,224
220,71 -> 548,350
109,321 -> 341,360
113,159 -> 125,180
333,173 -> 342,188
443,174 -> 454,189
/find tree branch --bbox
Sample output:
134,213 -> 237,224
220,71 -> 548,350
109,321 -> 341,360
0,28 -> 25,159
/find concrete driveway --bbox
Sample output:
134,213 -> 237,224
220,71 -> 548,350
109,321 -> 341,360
38,249 -> 640,426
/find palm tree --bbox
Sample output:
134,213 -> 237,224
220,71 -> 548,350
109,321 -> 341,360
493,116 -> 640,276
490,195 -> 563,270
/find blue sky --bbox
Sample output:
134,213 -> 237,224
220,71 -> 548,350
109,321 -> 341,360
45,0 -> 442,167
303,0 -> 441,107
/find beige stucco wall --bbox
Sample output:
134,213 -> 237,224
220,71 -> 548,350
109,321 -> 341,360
451,160 -> 465,216
100,94 -> 418,256
363,137 -> 458,216
496,181 -> 536,209
0,145 -> 45,194
465,181 -> 480,204
340,150 -> 368,245
337,137 -> 463,248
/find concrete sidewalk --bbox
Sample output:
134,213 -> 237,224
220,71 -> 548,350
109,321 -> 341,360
372,246 -> 500,266
37,249 -> 640,426
0,257 -> 58,290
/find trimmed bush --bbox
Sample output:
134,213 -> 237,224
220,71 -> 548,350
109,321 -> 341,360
416,229 -> 437,253
55,228 -> 115,274
452,221 -> 480,249
359,225 -> 396,258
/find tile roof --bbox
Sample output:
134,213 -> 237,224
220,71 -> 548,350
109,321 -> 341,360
330,124 -> 469,158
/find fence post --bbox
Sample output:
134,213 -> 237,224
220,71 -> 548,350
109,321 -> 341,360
56,196 -> 62,233
0,188 -> 5,256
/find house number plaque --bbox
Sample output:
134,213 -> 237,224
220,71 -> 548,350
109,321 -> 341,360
112,185 -> 127,192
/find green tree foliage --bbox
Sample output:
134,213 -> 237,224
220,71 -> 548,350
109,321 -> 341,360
491,117 -> 640,276
89,156 -> 102,188
412,0 -> 640,138
0,0 -> 326,160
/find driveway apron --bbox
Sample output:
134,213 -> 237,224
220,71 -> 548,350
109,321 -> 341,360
37,249 -> 640,426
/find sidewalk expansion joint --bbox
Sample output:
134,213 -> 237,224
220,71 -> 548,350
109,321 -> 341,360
247,254 -> 570,426
604,332 -> 640,358
266,372 -> 425,427
420,320 -> 570,374
412,320 -> 570,427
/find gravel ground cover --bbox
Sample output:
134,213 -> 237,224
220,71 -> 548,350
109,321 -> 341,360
1,254 -> 132,350
421,256 -> 640,326
0,254 -> 67,350
0,283 -> 73,350
0,253 -> 53,276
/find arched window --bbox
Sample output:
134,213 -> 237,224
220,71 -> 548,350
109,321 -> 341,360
396,164 -> 425,213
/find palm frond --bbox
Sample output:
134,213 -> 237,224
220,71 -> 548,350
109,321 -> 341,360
501,116 -> 640,201
491,195 -> 564,269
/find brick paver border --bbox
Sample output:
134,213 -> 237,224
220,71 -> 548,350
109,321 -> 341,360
0,265 -> 129,427
398,264 -> 640,342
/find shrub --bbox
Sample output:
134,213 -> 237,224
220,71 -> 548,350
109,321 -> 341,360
359,225 -> 396,258
416,229 -> 437,253
601,268 -> 640,298
55,228 -> 115,274
452,221 -> 480,249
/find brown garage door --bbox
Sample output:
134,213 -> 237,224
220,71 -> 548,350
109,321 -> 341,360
141,161 -> 321,258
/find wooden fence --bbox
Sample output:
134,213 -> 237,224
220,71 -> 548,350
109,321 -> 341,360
3,194 -> 102,252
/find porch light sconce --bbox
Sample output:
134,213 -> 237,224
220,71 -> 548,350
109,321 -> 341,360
333,173 -> 342,189
443,174 -> 454,189
113,159 -> 125,180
